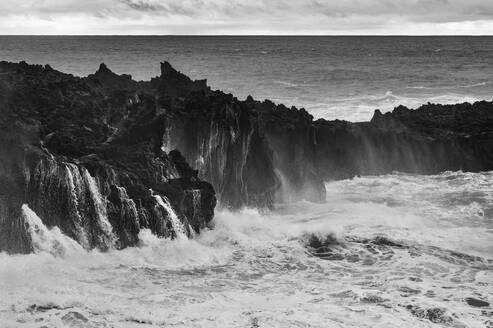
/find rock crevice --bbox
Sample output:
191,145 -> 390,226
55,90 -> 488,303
1,60 -> 492,253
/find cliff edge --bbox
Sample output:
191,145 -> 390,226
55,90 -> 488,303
1,60 -> 492,253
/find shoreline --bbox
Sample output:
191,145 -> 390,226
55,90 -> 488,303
0,60 -> 492,254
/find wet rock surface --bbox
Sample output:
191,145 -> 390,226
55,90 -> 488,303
403,305 -> 455,325
0,61 -> 216,253
315,103 -> 493,180
1,60 -> 492,252
465,297 -> 490,308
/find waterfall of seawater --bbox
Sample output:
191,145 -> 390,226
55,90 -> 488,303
33,161 -> 117,250
63,163 -> 116,249
83,169 -> 116,248
1,171 -> 491,327
64,163 -> 89,247
21,204 -> 83,256
115,186 -> 139,219
152,192 -> 187,239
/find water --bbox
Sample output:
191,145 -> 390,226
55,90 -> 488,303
1,36 -> 493,121
152,193 -> 188,239
20,204 -> 84,257
1,36 -> 492,326
1,171 -> 492,327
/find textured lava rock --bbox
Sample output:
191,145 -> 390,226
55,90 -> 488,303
465,297 -> 490,307
1,60 -> 492,254
156,63 -> 493,205
404,305 -> 454,325
315,103 -> 493,179
0,61 -> 216,253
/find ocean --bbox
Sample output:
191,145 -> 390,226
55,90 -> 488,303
1,36 -> 493,121
0,36 -> 492,327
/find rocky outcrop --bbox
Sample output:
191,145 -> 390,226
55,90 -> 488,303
157,64 -> 325,207
0,61 -> 215,254
249,98 -> 326,203
156,63 -> 493,204
314,102 -> 493,179
158,69 -> 279,209
1,60 -> 492,254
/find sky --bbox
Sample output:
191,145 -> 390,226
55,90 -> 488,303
1,0 -> 493,35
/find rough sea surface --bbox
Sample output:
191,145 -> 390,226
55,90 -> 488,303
1,172 -> 492,327
0,36 -> 492,327
1,36 -> 493,121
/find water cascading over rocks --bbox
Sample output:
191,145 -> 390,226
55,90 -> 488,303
27,159 -> 116,250
156,62 -> 325,208
1,60 -> 492,253
153,62 -> 492,206
314,104 -> 493,179
0,61 -> 216,254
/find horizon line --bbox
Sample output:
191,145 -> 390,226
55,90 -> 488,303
1,34 -> 493,37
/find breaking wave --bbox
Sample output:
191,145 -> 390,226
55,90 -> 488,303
1,171 -> 492,327
307,91 -> 490,122
21,204 -> 84,257
406,81 -> 491,90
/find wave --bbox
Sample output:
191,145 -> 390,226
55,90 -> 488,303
1,171 -> 491,327
406,81 -> 491,90
308,91 -> 492,121
273,80 -> 300,88
22,204 -> 84,257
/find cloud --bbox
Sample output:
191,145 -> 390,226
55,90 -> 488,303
1,0 -> 493,34
119,0 -> 163,12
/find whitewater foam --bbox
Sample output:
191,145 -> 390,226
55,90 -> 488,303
21,204 -> 83,257
152,192 -> 188,239
309,91 -> 491,122
1,171 -> 492,327
83,169 -> 116,248
406,81 -> 491,90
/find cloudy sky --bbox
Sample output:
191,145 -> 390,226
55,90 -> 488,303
1,0 -> 493,35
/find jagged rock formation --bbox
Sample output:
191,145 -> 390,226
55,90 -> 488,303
1,60 -> 492,253
157,63 -> 325,207
315,103 -> 493,179
0,61 -> 215,254
248,98 -> 326,203
154,62 -> 492,205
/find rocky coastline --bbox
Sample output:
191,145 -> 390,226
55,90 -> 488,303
1,60 -> 492,253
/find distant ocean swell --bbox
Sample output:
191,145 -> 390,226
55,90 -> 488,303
1,36 -> 493,327
275,90 -> 489,121
1,36 -> 493,121
406,81 -> 491,90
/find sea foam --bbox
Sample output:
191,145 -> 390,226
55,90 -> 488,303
1,171 -> 491,327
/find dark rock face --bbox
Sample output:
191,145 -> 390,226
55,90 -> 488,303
157,64 -> 326,207
465,297 -> 490,308
154,64 -> 493,205
0,61 -> 216,253
404,305 -> 454,325
160,89 -> 280,209
1,60 -> 492,253
250,98 -> 326,203
315,103 -> 493,180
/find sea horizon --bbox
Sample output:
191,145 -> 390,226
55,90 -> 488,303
2,34 -> 493,37
1,15 -> 493,328
2,35 -> 492,122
